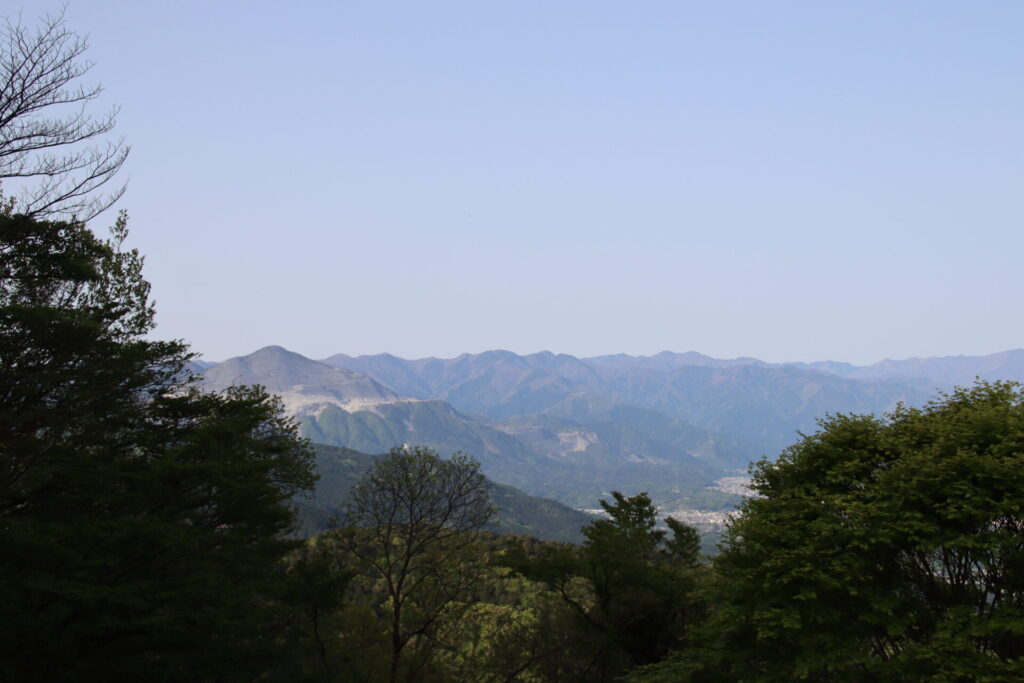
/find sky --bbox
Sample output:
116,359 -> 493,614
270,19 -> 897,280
18,1 -> 1023,364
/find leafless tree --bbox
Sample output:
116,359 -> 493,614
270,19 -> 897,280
0,9 -> 128,222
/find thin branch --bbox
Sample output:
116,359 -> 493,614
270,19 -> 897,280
0,9 -> 127,221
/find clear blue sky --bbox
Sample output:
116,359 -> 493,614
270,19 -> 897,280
33,1 -> 1024,363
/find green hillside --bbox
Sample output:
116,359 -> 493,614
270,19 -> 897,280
296,443 -> 593,543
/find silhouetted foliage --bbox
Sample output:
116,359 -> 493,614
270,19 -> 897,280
0,211 -> 316,681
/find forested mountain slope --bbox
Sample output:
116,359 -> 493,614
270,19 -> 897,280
323,349 -> 935,460
295,444 -> 594,543
201,349 -> 729,509
202,346 -> 1024,512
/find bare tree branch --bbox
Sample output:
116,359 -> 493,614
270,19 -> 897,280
0,9 -> 128,222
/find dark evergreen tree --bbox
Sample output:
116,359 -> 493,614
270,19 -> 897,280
0,212 -> 316,681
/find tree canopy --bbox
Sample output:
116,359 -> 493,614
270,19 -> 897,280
0,210 -> 316,681
334,445 -> 494,682
636,381 -> 1024,681
507,491 -> 704,681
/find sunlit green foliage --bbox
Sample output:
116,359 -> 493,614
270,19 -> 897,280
329,446 -> 494,681
289,531 -> 593,682
505,492 -> 705,681
636,381 -> 1024,681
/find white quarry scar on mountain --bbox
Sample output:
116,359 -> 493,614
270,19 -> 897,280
197,346 -> 417,418
557,430 -> 597,453
277,390 -> 420,419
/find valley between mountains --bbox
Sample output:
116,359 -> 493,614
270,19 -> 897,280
198,346 -> 1024,535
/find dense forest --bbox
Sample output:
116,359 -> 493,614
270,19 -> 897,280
4,11 -> 1024,683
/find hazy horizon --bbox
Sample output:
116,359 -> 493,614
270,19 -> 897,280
196,343 -> 1024,369
33,1 -> 1023,365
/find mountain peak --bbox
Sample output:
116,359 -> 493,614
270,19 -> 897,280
200,346 -> 404,414
251,344 -> 297,357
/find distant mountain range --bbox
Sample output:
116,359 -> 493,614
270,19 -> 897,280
199,347 -> 1024,514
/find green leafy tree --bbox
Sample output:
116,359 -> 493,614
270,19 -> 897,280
508,491 -> 704,681
333,445 -> 494,682
283,537 -> 356,682
642,382 -> 1024,681
0,211 -> 317,681
431,548 -> 584,683
581,493 -> 702,670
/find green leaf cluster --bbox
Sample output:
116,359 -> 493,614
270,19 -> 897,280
638,382 -> 1024,681
505,492 -> 705,681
